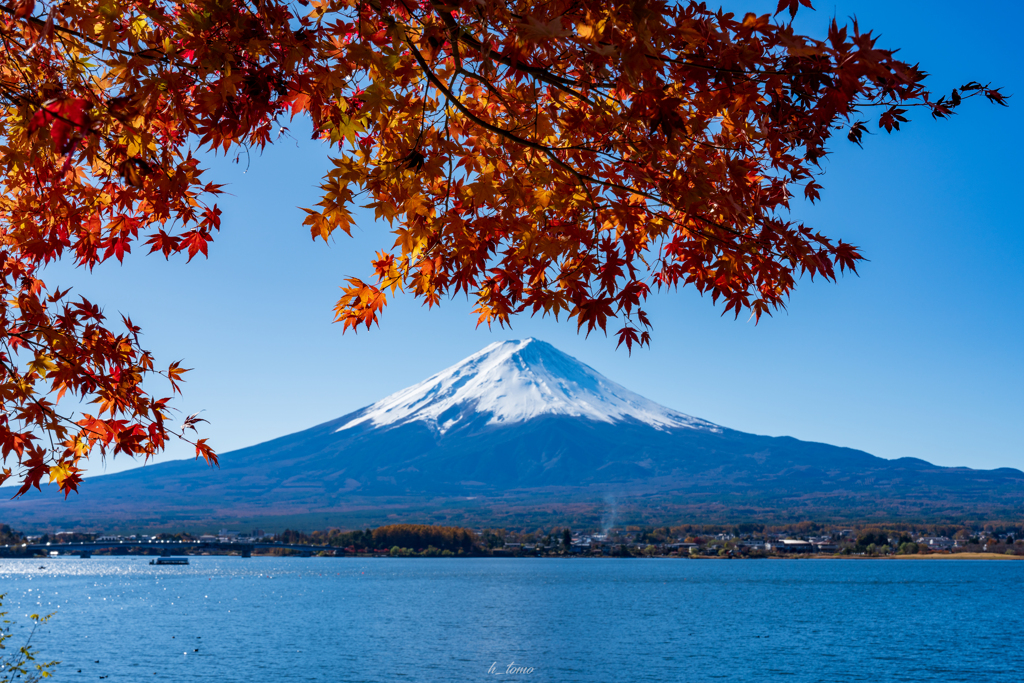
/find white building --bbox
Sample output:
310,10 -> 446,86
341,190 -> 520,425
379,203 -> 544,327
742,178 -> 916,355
916,536 -> 953,550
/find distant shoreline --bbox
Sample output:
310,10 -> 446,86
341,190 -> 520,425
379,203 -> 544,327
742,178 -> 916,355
5,549 -> 1024,560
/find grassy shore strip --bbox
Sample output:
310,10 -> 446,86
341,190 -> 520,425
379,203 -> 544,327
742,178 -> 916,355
789,553 -> 1024,560
882,552 -> 1023,560
807,552 -> 1024,560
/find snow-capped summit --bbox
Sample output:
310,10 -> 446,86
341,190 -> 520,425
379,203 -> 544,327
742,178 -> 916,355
337,338 -> 718,435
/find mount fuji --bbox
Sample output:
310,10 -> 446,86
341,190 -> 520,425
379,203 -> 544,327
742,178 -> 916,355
337,339 -> 717,435
2,339 -> 1022,530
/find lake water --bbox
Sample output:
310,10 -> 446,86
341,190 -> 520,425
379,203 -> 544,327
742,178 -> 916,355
1,557 -> 1021,681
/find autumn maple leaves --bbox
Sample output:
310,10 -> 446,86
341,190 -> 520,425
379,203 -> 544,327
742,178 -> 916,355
0,0 -> 1003,494
314,0 -> 988,353
27,98 -> 90,154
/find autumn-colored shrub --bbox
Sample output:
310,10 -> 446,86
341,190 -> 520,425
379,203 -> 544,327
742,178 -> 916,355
0,594 -> 56,683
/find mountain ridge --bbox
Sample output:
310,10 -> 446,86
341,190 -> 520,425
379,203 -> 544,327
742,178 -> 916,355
1,339 -> 1021,530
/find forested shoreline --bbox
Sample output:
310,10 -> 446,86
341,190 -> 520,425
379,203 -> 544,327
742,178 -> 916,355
3,521 -> 1023,559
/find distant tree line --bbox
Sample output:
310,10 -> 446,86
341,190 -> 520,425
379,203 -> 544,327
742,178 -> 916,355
277,525 -> 477,553
0,524 -> 22,546
373,525 -> 475,553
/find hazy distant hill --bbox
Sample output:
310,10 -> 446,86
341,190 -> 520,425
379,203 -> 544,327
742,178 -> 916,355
3,339 -> 1022,531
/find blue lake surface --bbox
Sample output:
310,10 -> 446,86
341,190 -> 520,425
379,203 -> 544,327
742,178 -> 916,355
1,557 -> 1022,681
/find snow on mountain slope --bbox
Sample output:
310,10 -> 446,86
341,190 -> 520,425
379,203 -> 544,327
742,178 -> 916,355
337,339 -> 719,435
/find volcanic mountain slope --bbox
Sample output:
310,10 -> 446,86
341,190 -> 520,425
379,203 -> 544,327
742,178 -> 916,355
2,339 -> 1022,529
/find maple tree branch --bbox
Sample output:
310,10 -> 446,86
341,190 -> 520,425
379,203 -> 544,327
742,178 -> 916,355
0,340 -> 207,472
402,31 -> 778,271
648,52 -> 825,79
0,353 -> 68,435
417,2 -> 604,108
0,31 -> 42,94
405,36 -> 551,154
395,25 -> 752,200
455,64 -> 517,112
0,4 -> 170,61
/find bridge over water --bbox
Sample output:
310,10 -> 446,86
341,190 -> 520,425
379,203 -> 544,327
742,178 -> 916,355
0,540 -> 341,558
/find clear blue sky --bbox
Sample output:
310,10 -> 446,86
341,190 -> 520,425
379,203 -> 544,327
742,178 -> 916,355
41,0 -> 1023,480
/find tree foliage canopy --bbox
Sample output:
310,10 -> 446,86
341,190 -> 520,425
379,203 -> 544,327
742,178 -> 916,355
0,0 -> 1005,495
